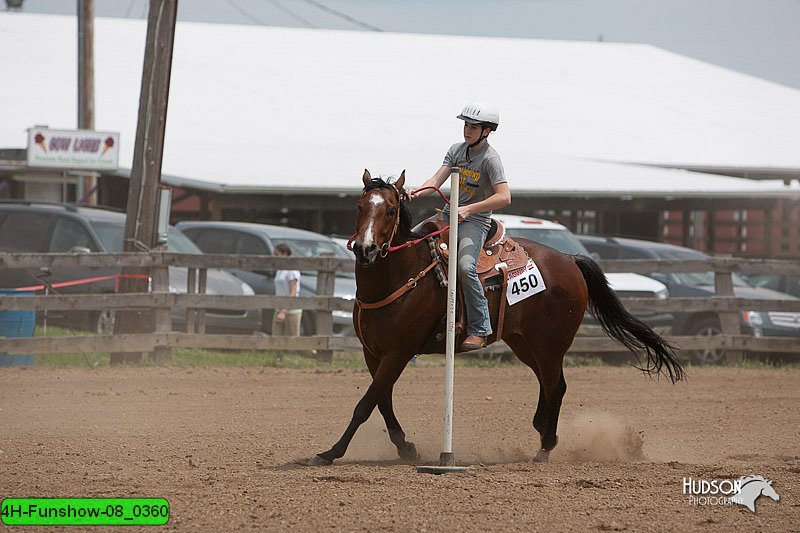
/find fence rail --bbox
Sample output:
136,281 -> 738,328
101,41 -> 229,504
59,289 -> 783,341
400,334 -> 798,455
1,252 -> 799,360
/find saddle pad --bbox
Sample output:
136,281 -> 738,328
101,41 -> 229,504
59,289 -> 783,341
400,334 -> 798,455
506,259 -> 547,305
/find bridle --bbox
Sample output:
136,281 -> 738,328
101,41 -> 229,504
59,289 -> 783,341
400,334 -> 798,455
348,183 -> 452,257
352,182 -> 451,315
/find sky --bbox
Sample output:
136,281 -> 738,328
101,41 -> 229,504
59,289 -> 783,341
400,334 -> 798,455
11,0 -> 800,89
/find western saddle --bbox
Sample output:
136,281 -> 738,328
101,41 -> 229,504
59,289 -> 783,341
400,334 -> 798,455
422,216 -> 530,346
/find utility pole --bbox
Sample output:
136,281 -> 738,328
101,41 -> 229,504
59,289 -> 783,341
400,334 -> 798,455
110,0 -> 178,365
77,0 -> 96,204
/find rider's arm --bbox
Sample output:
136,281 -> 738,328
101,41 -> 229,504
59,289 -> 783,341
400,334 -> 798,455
409,165 -> 451,198
458,182 -> 511,220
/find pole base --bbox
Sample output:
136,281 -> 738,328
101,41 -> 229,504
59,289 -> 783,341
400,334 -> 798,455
415,452 -> 475,474
416,465 -> 475,475
439,452 -> 455,466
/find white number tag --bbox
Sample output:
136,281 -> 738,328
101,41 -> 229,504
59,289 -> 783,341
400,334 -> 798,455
506,259 -> 546,305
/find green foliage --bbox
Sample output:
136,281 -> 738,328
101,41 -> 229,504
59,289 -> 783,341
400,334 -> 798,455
25,328 -> 800,369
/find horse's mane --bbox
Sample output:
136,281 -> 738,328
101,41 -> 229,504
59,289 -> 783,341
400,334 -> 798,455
739,475 -> 768,486
363,177 -> 418,239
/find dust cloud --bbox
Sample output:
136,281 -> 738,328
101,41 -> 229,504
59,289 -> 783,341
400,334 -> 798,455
561,412 -> 645,462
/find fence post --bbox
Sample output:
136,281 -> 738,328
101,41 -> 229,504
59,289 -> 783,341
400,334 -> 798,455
714,268 -> 743,364
151,261 -> 171,362
315,257 -> 336,363
186,267 -> 197,333
197,268 -> 207,334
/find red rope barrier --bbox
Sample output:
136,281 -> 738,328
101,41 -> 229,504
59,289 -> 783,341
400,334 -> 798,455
12,273 -> 151,293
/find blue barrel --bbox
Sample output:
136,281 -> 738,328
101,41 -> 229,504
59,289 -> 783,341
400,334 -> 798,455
0,290 -> 36,366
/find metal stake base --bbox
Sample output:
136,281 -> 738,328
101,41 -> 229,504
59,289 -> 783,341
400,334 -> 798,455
416,464 -> 475,475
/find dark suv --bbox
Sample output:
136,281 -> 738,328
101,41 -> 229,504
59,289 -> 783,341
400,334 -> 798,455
578,235 -> 796,364
176,221 -> 356,336
0,201 -> 261,334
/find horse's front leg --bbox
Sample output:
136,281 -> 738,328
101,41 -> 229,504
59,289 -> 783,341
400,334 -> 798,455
376,385 -> 419,462
310,353 -> 410,466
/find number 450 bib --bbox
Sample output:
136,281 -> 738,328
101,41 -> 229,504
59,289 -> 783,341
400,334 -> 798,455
506,259 -> 546,305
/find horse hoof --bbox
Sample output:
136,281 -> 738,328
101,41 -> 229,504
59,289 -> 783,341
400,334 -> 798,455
532,449 -> 550,463
399,443 -> 420,463
308,454 -> 333,466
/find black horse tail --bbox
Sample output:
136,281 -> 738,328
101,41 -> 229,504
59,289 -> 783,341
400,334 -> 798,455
574,255 -> 685,383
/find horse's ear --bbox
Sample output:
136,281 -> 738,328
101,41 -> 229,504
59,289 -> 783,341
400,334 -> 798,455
362,169 -> 372,187
395,170 -> 405,190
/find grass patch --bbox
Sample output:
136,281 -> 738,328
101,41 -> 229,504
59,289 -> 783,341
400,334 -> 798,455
23,327 -> 800,370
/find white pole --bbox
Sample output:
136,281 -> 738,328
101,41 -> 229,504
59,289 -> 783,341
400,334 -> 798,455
440,166 -> 460,467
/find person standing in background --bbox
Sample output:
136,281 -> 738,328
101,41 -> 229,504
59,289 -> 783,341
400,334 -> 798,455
273,243 -> 302,336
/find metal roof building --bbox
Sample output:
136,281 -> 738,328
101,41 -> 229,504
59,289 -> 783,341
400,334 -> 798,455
1,12 -> 799,254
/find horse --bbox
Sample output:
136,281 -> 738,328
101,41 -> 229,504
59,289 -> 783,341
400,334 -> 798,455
731,476 -> 780,513
309,170 -> 685,466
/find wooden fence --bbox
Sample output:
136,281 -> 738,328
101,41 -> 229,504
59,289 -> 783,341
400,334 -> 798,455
1,252 -> 799,361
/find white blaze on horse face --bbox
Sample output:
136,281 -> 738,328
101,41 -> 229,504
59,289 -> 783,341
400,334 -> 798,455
363,220 -> 375,247
369,193 -> 385,207
361,192 -> 385,247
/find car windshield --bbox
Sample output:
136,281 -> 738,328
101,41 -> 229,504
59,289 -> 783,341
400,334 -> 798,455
91,221 -> 125,252
272,238 -> 349,258
90,222 -> 202,254
166,228 -> 203,254
651,248 -> 747,287
273,238 -> 355,277
505,228 -> 590,255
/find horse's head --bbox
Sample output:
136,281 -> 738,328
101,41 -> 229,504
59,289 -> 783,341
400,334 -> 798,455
761,480 -> 780,502
352,169 -> 408,266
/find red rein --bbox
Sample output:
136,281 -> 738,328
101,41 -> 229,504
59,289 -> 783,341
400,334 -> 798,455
347,185 -> 453,254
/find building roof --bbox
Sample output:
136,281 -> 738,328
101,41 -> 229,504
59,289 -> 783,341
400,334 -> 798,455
2,12 -> 800,198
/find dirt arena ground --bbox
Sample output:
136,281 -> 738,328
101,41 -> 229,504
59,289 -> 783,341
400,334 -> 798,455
1,364 -> 798,532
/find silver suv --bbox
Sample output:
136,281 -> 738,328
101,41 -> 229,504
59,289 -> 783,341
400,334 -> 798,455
492,214 -> 673,329
0,202 -> 261,334
176,221 -> 356,336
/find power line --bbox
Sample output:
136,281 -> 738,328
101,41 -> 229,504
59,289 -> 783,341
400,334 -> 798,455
267,0 -> 316,28
225,0 -> 267,25
298,0 -> 382,32
123,0 -> 136,18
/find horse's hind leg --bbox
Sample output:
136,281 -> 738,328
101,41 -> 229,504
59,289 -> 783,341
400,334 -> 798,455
310,352 -> 412,466
506,334 -> 567,462
535,368 -> 567,462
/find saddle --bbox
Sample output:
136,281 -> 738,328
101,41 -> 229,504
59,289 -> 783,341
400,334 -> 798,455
421,217 -> 530,349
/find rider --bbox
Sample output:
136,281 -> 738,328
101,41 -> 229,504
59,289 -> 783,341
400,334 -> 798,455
410,101 -> 511,350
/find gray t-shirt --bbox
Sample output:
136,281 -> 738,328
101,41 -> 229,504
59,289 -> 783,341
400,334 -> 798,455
443,142 -> 506,228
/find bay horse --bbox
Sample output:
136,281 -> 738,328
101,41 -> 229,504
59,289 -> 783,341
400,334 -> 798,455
309,170 -> 684,466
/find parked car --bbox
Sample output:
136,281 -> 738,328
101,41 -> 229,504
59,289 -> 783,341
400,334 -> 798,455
330,236 -> 356,260
176,221 -> 356,336
492,215 -> 673,329
0,201 -> 261,334
743,274 -> 800,343
577,235 -> 797,364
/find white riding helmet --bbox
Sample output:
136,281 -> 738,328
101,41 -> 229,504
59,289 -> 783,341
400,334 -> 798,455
457,101 -> 500,131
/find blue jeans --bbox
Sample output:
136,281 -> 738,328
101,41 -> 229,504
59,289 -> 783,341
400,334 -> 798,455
413,214 -> 492,337
455,218 -> 492,337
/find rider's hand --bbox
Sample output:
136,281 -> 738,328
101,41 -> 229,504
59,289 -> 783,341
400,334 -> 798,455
457,205 -> 473,223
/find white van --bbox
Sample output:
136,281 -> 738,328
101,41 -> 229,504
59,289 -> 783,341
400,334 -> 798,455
492,214 -> 672,329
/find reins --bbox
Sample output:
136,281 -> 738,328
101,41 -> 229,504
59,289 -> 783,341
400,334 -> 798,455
352,183 -> 451,312
347,184 -> 453,254
355,258 -> 442,310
